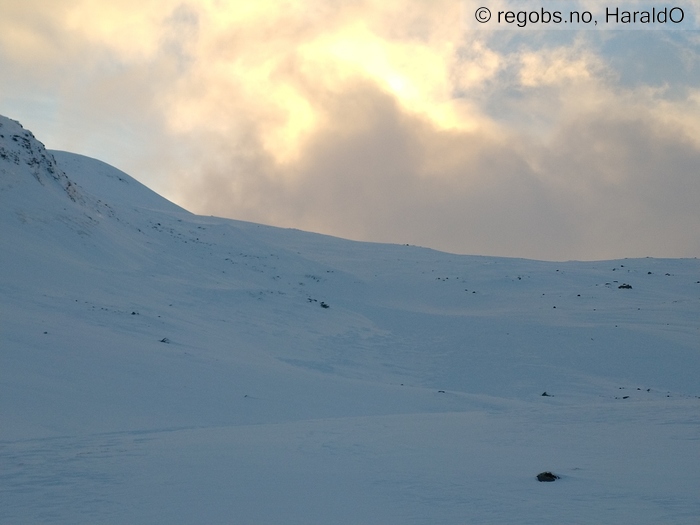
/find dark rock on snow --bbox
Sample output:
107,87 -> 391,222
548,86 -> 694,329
537,471 -> 559,482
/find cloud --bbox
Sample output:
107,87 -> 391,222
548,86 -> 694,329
1,1 -> 699,259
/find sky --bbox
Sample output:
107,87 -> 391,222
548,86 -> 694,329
1,0 -> 700,261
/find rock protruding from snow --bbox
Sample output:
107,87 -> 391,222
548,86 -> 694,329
0,115 -> 81,202
537,471 -> 559,482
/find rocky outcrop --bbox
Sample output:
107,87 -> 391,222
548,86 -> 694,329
0,115 -> 81,202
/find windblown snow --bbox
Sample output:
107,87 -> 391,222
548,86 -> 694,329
1,115 -> 698,524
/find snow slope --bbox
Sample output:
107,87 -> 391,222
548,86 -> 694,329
1,114 -> 699,524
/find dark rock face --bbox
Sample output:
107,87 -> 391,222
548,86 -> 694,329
536,471 -> 559,482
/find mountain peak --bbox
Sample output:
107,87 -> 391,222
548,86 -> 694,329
0,115 -> 81,202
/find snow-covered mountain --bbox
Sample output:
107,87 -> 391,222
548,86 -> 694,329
1,114 -> 698,524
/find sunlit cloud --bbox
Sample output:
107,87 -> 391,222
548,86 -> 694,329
1,0 -> 698,260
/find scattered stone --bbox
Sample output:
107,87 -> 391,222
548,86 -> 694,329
618,283 -> 632,289
537,471 -> 559,482
160,337 -> 170,343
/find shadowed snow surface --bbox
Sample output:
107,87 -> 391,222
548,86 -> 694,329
1,115 -> 699,524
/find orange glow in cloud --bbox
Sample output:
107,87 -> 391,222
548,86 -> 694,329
143,0 -> 485,164
0,0 -> 494,164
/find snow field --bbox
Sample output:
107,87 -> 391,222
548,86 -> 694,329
1,115 -> 699,524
